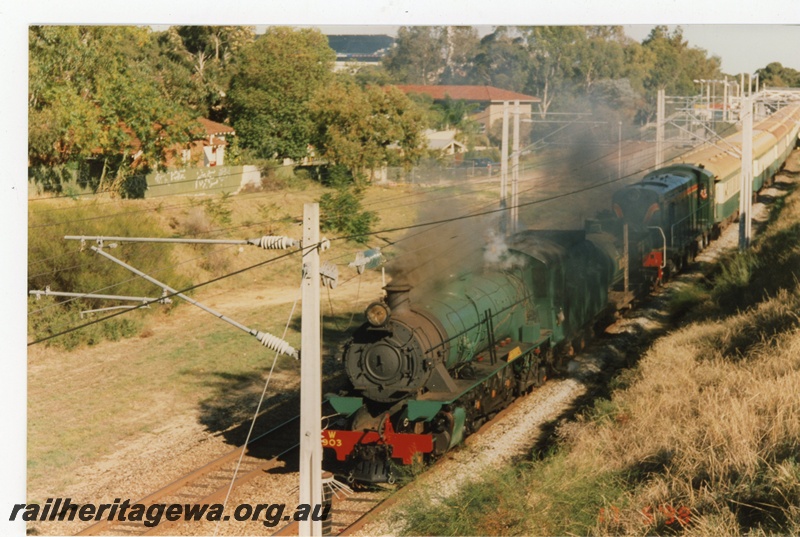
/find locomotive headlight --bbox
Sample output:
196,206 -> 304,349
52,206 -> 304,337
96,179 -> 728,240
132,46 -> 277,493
365,302 -> 391,327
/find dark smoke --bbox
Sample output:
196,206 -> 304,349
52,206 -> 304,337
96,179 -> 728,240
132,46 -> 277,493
386,199 -> 496,301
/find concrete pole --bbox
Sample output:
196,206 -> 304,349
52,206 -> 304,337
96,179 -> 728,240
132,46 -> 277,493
723,76 -> 728,122
512,100 -> 520,233
656,89 -> 665,169
740,73 -> 745,111
500,101 -> 509,235
618,121 -> 622,179
739,97 -> 753,250
300,203 -> 322,536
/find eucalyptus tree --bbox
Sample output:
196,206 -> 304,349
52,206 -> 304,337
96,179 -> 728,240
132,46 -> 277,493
755,62 -> 800,88
467,27 -> 530,93
162,26 -> 255,120
383,26 -> 448,84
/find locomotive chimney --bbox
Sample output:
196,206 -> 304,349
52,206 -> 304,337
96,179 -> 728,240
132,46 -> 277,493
384,284 -> 412,313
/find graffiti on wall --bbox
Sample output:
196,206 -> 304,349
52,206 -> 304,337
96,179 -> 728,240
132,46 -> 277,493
146,166 -> 254,197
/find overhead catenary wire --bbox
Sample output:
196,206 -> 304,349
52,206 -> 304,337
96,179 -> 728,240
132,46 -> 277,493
26,244 -> 304,346
28,119 -> 742,345
213,283 -> 302,537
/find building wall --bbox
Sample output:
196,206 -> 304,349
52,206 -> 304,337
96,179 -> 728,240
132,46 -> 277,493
478,102 -> 533,133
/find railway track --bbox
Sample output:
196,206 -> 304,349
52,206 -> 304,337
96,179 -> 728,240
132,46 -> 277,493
76,416 -> 300,536
272,486 -> 388,536
272,385 -> 545,537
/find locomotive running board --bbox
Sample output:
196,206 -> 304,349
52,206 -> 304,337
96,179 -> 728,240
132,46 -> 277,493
416,340 -> 538,406
427,362 -> 460,393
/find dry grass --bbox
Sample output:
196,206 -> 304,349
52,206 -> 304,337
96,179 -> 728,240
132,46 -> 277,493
538,172 -> 800,535
401,160 -> 800,536
580,301 -> 800,535
543,173 -> 800,536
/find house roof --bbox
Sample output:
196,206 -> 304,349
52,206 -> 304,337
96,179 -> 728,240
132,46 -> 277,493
394,85 -> 540,103
327,35 -> 394,56
424,129 -> 465,151
198,117 -> 235,137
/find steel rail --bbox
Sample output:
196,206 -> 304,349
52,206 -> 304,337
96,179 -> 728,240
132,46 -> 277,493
76,415 -> 300,536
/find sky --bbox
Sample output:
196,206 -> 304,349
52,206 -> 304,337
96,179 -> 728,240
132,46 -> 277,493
2,1 -> 800,535
623,25 -> 800,76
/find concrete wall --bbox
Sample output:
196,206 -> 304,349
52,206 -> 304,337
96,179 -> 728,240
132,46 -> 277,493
145,165 -> 260,198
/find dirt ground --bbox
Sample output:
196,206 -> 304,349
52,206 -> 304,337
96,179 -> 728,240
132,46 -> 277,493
25,265 -> 385,536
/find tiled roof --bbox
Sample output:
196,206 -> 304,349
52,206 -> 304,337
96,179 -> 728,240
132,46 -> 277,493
198,117 -> 235,136
394,85 -> 540,103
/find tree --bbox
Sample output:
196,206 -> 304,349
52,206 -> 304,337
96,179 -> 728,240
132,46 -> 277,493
383,26 -> 448,84
309,78 -> 427,181
158,26 -> 255,120
318,166 -> 378,243
433,96 -> 479,130
28,26 -> 200,192
574,26 -> 628,93
517,26 -> 585,118
440,26 -> 481,84
467,28 -> 530,93
226,27 -> 335,161
756,62 -> 800,88
637,26 -> 722,122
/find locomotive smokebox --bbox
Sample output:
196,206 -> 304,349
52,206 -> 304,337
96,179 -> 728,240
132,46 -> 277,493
385,284 -> 412,313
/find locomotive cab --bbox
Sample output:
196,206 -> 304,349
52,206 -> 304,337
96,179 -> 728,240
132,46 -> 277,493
613,164 -> 714,285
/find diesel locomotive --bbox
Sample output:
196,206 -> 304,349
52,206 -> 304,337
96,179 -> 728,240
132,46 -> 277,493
613,104 -> 800,288
322,104 -> 800,484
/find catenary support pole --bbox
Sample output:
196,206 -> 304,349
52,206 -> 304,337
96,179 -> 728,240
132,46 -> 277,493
723,76 -> 729,122
500,101 -> 509,235
299,203 -> 322,537
512,100 -> 520,233
618,121 -> 622,179
656,89 -> 665,169
739,96 -> 754,250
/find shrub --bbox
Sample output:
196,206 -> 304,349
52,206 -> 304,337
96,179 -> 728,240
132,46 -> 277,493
27,296 -> 144,350
28,201 -> 191,348
315,165 -> 378,242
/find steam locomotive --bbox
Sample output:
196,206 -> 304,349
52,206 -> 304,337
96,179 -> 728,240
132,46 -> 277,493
322,104 -> 800,484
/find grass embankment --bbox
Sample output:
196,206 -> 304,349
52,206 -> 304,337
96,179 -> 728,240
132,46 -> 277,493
402,171 -> 800,535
